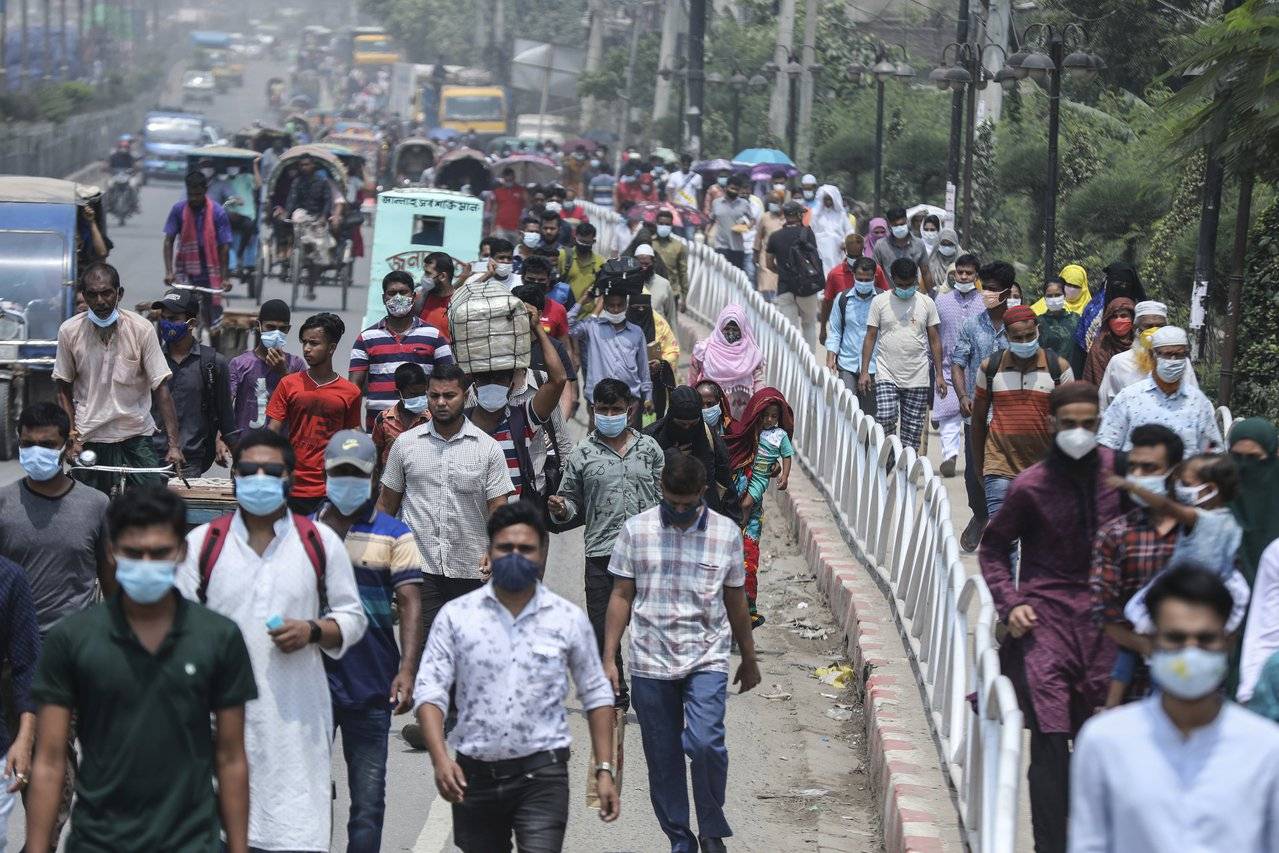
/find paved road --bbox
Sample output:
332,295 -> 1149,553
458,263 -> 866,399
4,55 -> 880,852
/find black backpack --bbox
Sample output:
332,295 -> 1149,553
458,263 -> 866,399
783,228 -> 826,297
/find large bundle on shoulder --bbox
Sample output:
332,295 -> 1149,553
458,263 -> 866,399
595,256 -> 647,298
447,278 -> 532,373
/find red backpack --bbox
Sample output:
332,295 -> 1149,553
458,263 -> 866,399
197,512 -> 328,611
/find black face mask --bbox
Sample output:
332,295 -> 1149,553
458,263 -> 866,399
660,498 -> 701,527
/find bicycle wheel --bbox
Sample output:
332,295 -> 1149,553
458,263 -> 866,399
289,246 -> 302,309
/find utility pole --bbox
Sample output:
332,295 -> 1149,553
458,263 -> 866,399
946,0 -> 970,224
686,0 -> 705,158
615,1 -> 643,161
767,0 -> 796,143
653,0 -> 682,122
794,0 -> 818,166
581,0 -> 605,131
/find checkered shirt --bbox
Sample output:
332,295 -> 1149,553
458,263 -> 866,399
609,505 -> 745,680
1090,507 -> 1179,625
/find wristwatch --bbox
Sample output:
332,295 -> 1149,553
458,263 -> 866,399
307,620 -> 322,644
594,761 -> 616,780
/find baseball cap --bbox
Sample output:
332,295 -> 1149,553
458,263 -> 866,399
324,430 -> 376,474
152,289 -> 200,317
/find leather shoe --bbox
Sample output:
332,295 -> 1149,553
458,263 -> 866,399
699,838 -> 727,853
960,516 -> 986,553
401,723 -> 426,750
940,456 -> 957,478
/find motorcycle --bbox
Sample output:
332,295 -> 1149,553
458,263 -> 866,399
106,171 -> 138,226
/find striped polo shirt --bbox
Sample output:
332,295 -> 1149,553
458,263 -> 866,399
317,505 -> 424,709
473,398 -> 545,497
349,318 -> 454,414
974,350 -> 1074,479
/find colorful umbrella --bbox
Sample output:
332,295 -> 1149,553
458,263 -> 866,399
749,163 -> 799,182
732,147 -> 795,167
629,201 -> 709,229
692,158 -> 734,174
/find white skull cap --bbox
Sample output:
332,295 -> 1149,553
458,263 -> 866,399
1133,300 -> 1167,319
1151,325 -> 1188,348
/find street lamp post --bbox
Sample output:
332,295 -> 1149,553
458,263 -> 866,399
846,42 -> 914,217
657,57 -> 689,150
1005,24 -> 1104,276
764,48 -> 818,163
706,67 -> 768,153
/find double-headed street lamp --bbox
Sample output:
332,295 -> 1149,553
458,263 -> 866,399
1004,23 -> 1105,275
930,41 -> 1012,240
846,42 -> 915,216
764,47 -> 821,161
705,66 -> 769,154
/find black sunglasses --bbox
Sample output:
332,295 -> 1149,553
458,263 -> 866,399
235,462 -> 288,478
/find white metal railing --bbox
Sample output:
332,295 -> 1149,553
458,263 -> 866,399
581,201 -> 1023,852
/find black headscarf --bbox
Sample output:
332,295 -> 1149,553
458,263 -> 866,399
627,293 -> 656,344
645,386 -> 735,512
1100,261 -> 1146,306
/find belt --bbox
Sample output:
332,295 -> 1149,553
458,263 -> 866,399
457,748 -> 570,781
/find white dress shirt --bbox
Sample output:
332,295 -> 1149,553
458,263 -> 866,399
177,512 -> 368,852
413,583 -> 614,761
1069,696 -> 1279,853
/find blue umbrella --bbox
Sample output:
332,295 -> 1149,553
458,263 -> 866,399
732,147 -> 795,167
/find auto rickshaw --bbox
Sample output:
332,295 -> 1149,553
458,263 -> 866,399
362,188 -> 483,330
0,177 -> 95,458
233,126 -> 293,154
262,145 -> 356,310
187,146 -> 263,299
389,138 -> 435,187
433,147 -> 491,193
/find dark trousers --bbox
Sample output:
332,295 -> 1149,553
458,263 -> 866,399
1025,704 -> 1070,853
963,423 -> 987,521
584,555 -> 628,710
333,705 -> 392,853
452,758 -> 569,852
716,248 -> 745,270
82,435 -> 164,495
420,573 -> 486,652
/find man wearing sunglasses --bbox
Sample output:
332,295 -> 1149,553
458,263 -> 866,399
1070,566 -> 1279,853
177,428 -> 367,853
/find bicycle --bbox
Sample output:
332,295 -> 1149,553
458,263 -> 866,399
69,450 -> 175,500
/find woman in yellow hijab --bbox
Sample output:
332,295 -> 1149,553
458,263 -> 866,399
1031,263 -> 1091,315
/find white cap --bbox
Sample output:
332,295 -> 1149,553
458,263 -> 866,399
634,243 -> 655,258
801,173 -> 817,186
1134,300 -> 1167,319
1151,325 -> 1188,348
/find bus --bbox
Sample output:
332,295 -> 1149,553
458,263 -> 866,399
438,85 -> 508,139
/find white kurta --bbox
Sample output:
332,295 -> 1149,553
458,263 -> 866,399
177,512 -> 367,852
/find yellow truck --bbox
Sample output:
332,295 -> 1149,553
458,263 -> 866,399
353,33 -> 402,67
438,85 -> 508,138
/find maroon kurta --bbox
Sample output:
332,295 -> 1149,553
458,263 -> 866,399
978,447 -> 1124,734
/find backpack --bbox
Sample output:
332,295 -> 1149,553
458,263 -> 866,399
197,512 -> 328,612
783,229 -> 825,297
981,348 -> 1065,392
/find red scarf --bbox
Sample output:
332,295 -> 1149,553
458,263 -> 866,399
177,202 -> 222,289
725,387 -> 794,471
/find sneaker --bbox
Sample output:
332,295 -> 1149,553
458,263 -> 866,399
940,456 -> 957,478
401,722 -> 426,750
960,516 -> 986,553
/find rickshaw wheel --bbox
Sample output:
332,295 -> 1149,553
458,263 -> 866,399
289,246 -> 302,309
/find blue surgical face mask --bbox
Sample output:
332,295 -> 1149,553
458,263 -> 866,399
326,476 -> 371,516
854,279 -> 876,296
701,404 -> 722,427
1126,473 -> 1167,507
655,224 -> 672,238
259,329 -> 288,350
402,393 -> 428,413
522,232 -> 541,249
490,551 -> 542,591
1009,336 -> 1040,359
159,319 -> 190,346
235,473 -> 288,516
475,383 -> 510,412
594,412 -> 628,438
19,445 -> 63,481
893,285 -> 916,300
114,556 -> 177,604
88,308 -> 119,328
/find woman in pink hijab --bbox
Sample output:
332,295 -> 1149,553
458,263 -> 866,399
689,304 -> 766,418
864,217 -> 889,257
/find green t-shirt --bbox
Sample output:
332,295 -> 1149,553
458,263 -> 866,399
31,593 -> 257,852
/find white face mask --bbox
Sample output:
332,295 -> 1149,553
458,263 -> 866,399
475,383 -> 510,412
1045,295 -> 1066,312
802,189 -> 815,200
601,310 -> 628,325
890,224 -> 909,239
227,166 -> 240,176
656,224 -> 672,238
1174,481 -> 1218,507
1005,297 -> 1022,308
522,232 -> 541,248
1150,646 -> 1227,700
1055,427 -> 1097,460
921,231 -> 939,248
937,243 -> 957,257
953,280 -> 976,293
1156,357 -> 1187,383
493,262 -> 513,279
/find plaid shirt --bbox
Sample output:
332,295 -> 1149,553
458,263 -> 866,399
1090,507 -> 1179,625
609,505 -> 745,680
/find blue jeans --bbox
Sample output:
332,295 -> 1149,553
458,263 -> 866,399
983,474 -> 1012,518
333,705 -> 392,853
631,671 -> 732,852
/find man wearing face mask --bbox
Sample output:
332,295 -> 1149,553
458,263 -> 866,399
1070,566 -> 1279,853
710,175 -> 755,271
26,487 -> 256,853
951,260 -> 1015,550
1097,301 -> 1199,411
558,222 -> 607,309
979,381 -> 1124,853
933,253 -> 984,478
349,270 -> 454,431
162,171 -> 232,329
228,299 -> 305,435
314,431 -> 424,853
753,190 -> 786,303
650,209 -> 688,307
1097,326 -> 1221,455
767,201 -> 825,352
825,256 -> 881,413
871,206 -> 928,275
549,379 -> 665,714
569,275 -> 653,420
799,174 -> 819,214
371,363 -> 430,472
416,252 -> 457,333
467,237 -> 522,289
54,263 -> 185,493
603,451 -> 760,853
632,243 -> 674,322
466,302 -> 567,500
414,501 -> 620,849
492,167 -> 526,241
970,306 -> 1074,520
148,289 -> 236,477
177,429 -> 367,853
666,154 -> 702,214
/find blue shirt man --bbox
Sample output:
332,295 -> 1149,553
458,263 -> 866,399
569,293 -> 653,407
825,258 -> 880,394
